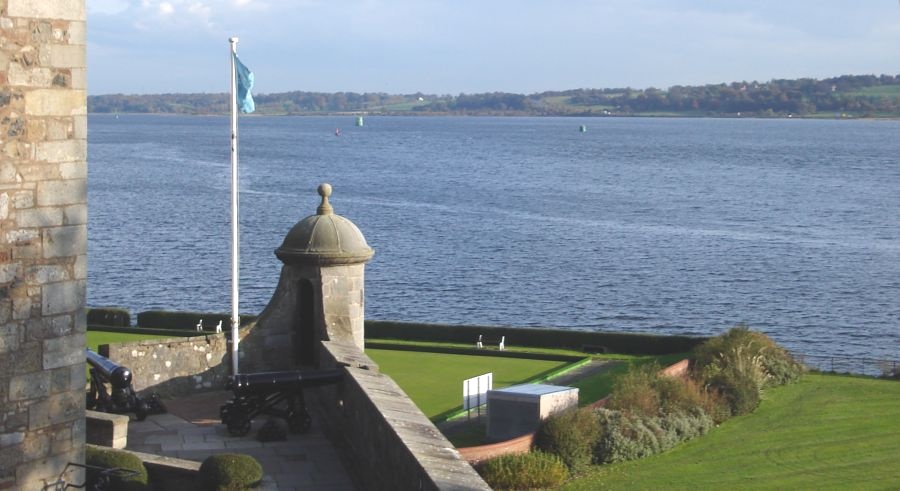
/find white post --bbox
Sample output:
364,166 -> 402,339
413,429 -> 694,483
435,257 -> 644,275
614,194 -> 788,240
229,37 -> 240,376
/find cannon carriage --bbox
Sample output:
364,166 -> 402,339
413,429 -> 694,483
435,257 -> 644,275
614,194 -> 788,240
220,369 -> 343,436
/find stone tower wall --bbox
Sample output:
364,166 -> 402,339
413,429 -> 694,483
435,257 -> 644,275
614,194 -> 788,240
0,0 -> 87,488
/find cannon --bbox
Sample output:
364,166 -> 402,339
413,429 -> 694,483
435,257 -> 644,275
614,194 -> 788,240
220,369 -> 343,437
86,348 -> 166,421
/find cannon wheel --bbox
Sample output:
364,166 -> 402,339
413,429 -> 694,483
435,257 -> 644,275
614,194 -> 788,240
133,399 -> 149,421
288,411 -> 311,434
221,403 -> 252,437
228,418 -> 252,437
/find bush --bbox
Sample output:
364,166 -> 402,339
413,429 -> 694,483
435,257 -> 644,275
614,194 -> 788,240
85,446 -> 149,491
593,408 -> 714,464
199,453 -> 263,491
709,369 -> 761,416
535,407 -> 602,474
691,326 -> 803,389
477,451 -> 569,490
606,364 -> 661,416
606,364 -> 720,419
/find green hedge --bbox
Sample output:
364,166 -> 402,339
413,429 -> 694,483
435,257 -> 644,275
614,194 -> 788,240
136,310 -> 256,331
86,307 -> 131,327
366,320 -> 706,355
364,341 -> 584,362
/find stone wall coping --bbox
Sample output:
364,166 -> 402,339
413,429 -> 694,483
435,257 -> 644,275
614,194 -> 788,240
320,340 -> 491,490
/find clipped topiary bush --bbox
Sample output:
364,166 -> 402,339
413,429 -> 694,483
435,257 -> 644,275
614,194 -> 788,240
199,453 -> 263,491
535,407 -> 602,474
85,446 -> 149,491
477,451 -> 569,490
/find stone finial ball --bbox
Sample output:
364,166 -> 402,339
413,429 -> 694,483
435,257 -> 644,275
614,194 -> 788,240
318,183 -> 332,198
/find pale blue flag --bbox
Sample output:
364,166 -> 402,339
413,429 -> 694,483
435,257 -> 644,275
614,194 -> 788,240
233,53 -> 255,113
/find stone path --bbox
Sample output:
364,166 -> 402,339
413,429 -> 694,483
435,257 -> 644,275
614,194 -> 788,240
125,390 -> 356,490
545,358 -> 621,386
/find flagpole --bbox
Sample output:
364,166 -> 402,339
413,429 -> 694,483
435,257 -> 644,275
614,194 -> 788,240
228,37 -> 240,376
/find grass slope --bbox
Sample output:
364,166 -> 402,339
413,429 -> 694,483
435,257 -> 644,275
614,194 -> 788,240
366,348 -> 570,420
564,373 -> 900,490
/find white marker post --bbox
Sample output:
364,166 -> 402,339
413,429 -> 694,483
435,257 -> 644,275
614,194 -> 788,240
228,37 -> 241,376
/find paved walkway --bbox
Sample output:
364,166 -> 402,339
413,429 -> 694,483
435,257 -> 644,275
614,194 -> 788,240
125,391 -> 356,490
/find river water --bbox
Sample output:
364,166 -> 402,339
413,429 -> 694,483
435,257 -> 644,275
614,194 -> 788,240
87,115 -> 900,361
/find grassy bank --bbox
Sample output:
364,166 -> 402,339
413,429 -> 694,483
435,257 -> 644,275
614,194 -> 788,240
564,373 -> 900,490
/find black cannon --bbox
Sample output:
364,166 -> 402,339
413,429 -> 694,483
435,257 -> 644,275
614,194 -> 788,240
86,348 -> 165,421
219,369 -> 343,437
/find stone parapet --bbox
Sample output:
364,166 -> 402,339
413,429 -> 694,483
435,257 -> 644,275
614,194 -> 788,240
85,411 -> 128,449
102,334 -> 232,398
314,340 -> 491,490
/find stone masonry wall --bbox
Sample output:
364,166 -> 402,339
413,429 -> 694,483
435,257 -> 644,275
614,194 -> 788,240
0,0 -> 88,488
102,334 -> 232,398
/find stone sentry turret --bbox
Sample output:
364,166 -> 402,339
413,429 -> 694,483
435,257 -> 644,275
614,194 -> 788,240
242,183 -> 374,370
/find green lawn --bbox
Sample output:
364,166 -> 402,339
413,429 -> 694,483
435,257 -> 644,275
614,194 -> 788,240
86,331 -> 170,351
564,373 -> 900,490
366,348 -> 572,420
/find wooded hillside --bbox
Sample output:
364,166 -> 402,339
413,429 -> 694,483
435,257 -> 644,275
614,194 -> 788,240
88,74 -> 900,118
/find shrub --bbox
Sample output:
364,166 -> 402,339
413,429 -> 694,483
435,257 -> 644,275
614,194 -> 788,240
85,446 -> 149,491
606,364 -> 661,416
199,453 -> 263,491
535,407 -> 602,474
690,326 -> 804,418
477,451 -> 569,490
709,369 -> 761,416
692,326 -> 803,389
607,364 -> 720,419
593,408 -> 714,464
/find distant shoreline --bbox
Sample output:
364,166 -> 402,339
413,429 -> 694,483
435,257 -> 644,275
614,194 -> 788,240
87,111 -> 900,120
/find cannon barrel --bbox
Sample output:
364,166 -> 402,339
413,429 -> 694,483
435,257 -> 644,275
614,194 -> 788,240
228,369 -> 343,397
86,348 -> 132,389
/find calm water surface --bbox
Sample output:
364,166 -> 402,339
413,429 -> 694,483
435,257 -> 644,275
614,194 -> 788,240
87,115 -> 900,361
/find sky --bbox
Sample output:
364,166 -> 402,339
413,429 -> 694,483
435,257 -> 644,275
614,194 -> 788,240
87,0 -> 900,96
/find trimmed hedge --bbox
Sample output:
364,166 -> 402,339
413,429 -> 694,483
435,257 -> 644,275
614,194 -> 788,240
86,307 -> 131,327
366,320 -> 706,355
199,453 -> 263,491
87,324 -> 206,338
85,446 -> 149,491
365,341 -> 584,362
136,310 -> 256,331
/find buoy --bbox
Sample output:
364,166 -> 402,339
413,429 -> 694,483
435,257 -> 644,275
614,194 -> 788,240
579,125 -> 587,133
356,116 -> 364,127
